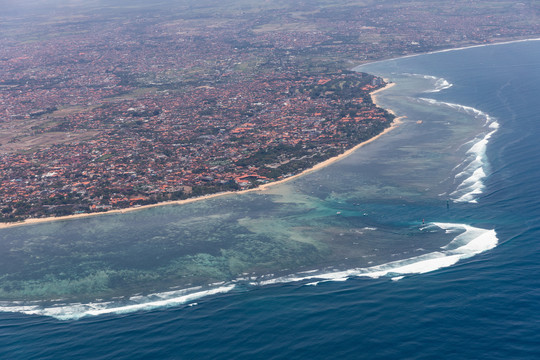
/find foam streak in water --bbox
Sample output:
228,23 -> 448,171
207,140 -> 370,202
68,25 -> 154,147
0,285 -> 235,320
418,98 -> 499,203
256,223 -> 498,285
0,222 -> 497,320
402,73 -> 453,92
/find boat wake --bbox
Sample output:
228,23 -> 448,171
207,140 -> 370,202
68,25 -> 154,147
0,223 -> 497,321
418,98 -> 499,203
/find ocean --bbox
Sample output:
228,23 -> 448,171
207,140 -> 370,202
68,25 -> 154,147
1,39 -> 539,359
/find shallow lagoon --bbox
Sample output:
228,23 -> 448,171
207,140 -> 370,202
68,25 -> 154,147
3,40 -> 540,360
0,51 -> 500,318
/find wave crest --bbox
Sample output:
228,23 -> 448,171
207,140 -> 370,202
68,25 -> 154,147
0,285 -> 235,321
418,98 -> 499,203
0,222 -> 498,320
402,73 -> 453,92
255,223 -> 497,285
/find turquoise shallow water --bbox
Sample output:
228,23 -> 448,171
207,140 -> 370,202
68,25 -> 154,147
1,39 -> 540,359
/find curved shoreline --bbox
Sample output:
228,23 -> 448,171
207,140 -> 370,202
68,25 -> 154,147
2,38 -> 539,230
0,82 -> 402,229
7,37 -> 539,230
353,37 -> 540,70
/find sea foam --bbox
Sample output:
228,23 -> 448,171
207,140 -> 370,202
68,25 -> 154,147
418,98 -> 499,203
0,90 -> 499,320
255,222 -> 497,285
0,285 -> 235,321
0,223 -> 497,320
402,73 -> 453,92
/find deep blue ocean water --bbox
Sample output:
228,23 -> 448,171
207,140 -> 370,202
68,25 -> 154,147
1,40 -> 540,359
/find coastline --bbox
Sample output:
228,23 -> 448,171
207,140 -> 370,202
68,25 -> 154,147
0,82 -> 402,229
5,37 -> 539,230
353,37 -> 540,70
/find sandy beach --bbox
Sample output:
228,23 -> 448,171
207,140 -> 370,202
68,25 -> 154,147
0,82 -> 401,229
370,81 -> 395,105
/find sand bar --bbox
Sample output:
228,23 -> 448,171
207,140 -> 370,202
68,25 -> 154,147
0,82 -> 401,229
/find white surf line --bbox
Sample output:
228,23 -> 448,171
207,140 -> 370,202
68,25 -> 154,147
401,73 -> 453,93
255,222 -> 497,286
417,98 -> 499,203
0,221 -> 499,320
0,285 -> 236,320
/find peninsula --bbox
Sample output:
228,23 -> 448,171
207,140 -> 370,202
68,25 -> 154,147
1,0 -> 538,223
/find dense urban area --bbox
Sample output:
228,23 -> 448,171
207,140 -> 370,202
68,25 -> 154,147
1,0 -> 538,221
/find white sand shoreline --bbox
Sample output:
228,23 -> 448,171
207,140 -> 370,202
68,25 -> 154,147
353,38 -> 540,70
0,82 -> 402,229
4,37 -> 539,230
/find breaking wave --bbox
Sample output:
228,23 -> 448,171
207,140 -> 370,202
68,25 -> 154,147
254,223 -> 497,285
0,285 -> 235,321
0,222 -> 498,321
418,98 -> 499,203
402,73 -> 453,92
